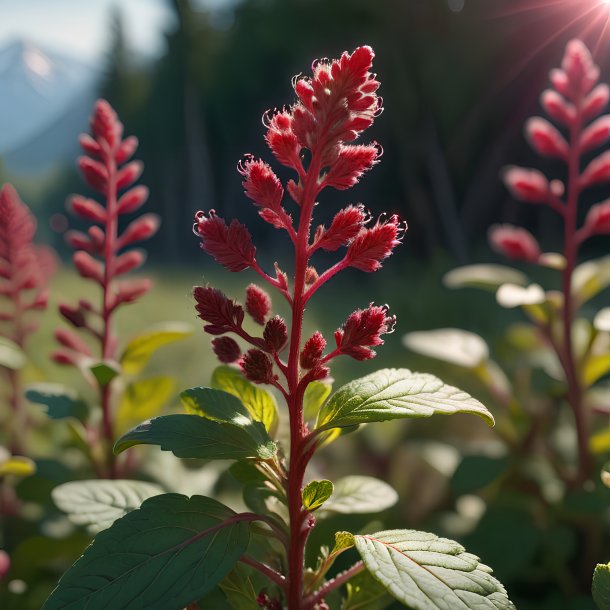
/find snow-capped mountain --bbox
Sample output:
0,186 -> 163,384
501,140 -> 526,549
0,39 -> 100,174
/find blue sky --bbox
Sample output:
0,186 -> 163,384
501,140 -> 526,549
0,0 -> 178,62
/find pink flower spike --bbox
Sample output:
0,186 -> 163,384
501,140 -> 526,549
300,331 -> 326,369
117,186 -> 149,215
241,349 -> 277,384
118,214 -> 160,248
73,251 -> 104,284
583,84 -> 610,121
212,336 -> 242,364
335,304 -> 396,361
346,214 -> 405,272
264,315 -> 288,353
194,210 -> 256,272
503,166 -> 550,203
90,99 -> 123,149
78,157 -> 108,193
580,116 -> 610,154
193,285 -> 245,336
525,117 -> 569,159
116,161 -> 144,191
540,90 -> 575,126
561,39 -> 598,97
114,250 -> 146,276
489,224 -> 541,263
245,283 -> 272,325
116,136 -> 139,164
581,151 -> 610,188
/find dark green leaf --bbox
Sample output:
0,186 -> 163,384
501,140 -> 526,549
302,479 -> 334,511
43,494 -> 249,610
317,369 -> 494,433
25,383 -> 88,421
89,361 -> 121,386
114,414 -> 277,460
451,456 -> 509,495
354,529 -> 515,610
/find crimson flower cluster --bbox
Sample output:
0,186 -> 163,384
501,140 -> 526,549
491,39 -> 610,261
0,185 -> 56,348
54,100 -> 159,367
193,46 -> 403,388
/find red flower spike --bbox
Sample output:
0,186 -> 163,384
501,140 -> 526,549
526,117 -> 569,159
503,167 -> 550,203
540,90 -> 575,126
561,39 -> 598,98
335,304 -> 396,361
193,285 -> 245,336
300,331 -> 326,369
117,186 -> 149,215
489,224 -> 541,263
346,215 -> 404,272
195,211 -> 256,272
580,116 -> 610,154
118,214 -> 160,248
315,205 -> 367,251
246,283 -> 272,325
212,336 -> 242,364
584,199 -> 610,235
90,99 -> 123,149
306,363 -> 331,382
264,109 -> 302,171
323,144 -> 380,190
241,349 -> 277,385
264,316 -> 288,353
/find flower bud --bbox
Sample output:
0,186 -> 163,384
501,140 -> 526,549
335,304 -> 395,361
119,214 -> 160,248
117,186 -> 149,215
70,195 -> 107,224
324,144 -> 379,190
583,84 -> 610,121
315,205 -> 367,251
59,303 -> 86,328
79,134 -> 101,157
550,69 -> 570,97
211,336 -> 242,364
117,161 -> 144,191
489,224 -> 541,263
300,331 -> 326,369
114,250 -> 146,275
305,266 -> 318,285
116,136 -> 139,165
114,278 -> 152,306
51,350 -> 79,366
503,166 -> 550,203
239,157 -> 284,210
65,230 -> 95,252
525,117 -> 568,159
562,39 -> 598,96
195,211 -> 256,273
245,284 -> 271,325
581,151 -> 610,188
91,99 -> 123,149
265,110 -> 302,170
193,285 -> 244,336
584,199 -> 610,235
241,349 -> 277,384
55,328 -> 92,356
540,89 -> 575,125
580,115 -> 610,153
264,316 -> 288,352
78,156 -> 108,192
346,215 -> 404,272
73,251 -> 104,283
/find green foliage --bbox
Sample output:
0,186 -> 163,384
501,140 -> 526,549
316,368 -> 495,432
219,566 -> 260,610
593,563 -> 610,610
25,383 -> 88,421
443,265 -> 527,291
323,476 -> 398,515
114,414 -> 277,460
342,570 -> 391,610
304,381 -> 332,420
89,361 -> 121,386
352,530 -> 515,610
52,479 -> 164,533
211,365 -> 279,436
119,323 -> 194,375
43,494 -> 250,610
302,479 -> 334,511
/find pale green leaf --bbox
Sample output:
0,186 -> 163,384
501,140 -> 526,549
115,376 -> 176,436
302,479 -> 334,511
444,265 -> 527,291
211,365 -> 279,435
43,494 -> 249,610
593,562 -> 610,610
594,308 -> 610,332
495,283 -> 545,309
332,531 -> 356,556
0,337 -> 26,370
114,414 -> 277,460
343,569 -> 391,610
324,476 -> 398,515
304,381 -> 332,420
180,387 -> 275,451
119,322 -> 193,375
52,479 -> 164,533
219,566 -> 260,610
26,383 -> 88,421
316,369 -> 494,433
403,329 -> 489,368
573,255 -> 610,307
354,529 -> 515,610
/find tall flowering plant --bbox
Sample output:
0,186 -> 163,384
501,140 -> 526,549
44,47 -> 514,610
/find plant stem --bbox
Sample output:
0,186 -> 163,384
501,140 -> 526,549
100,146 -> 119,478
286,153 -> 322,610
240,555 -> 287,590
304,561 -> 365,607
562,102 -> 592,485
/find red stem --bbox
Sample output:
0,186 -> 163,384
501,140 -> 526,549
304,561 -> 365,607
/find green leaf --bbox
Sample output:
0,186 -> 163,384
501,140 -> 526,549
180,387 -> 276,451
444,264 -> 527,291
593,563 -> 610,610
451,456 -> 509,495
52,479 -> 164,534
114,414 -> 277,460
302,479 -> 334,511
403,328 -> 489,369
316,369 -> 494,433
43,494 -> 249,610
323,476 -> 398,515
119,322 -> 193,375
211,365 -> 279,436
89,361 -> 121,386
304,381 -> 332,420
25,383 -> 88,421
342,569 -> 391,610
584,354 -> 610,387
353,529 -> 515,610
115,376 -> 176,436
219,566 -> 260,610
573,255 -> 610,307
0,337 -> 26,370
